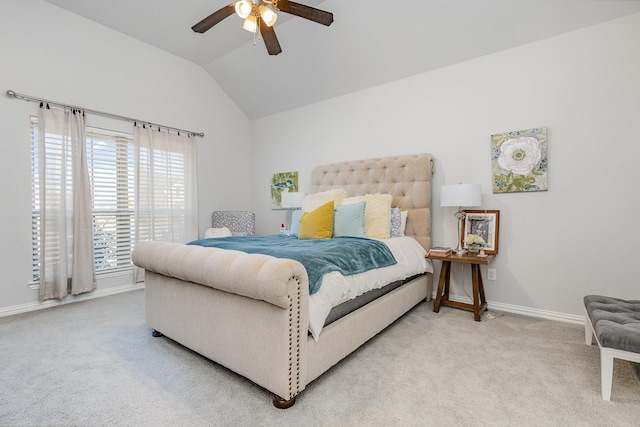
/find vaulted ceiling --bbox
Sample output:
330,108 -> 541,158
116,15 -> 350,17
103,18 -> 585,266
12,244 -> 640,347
42,0 -> 640,119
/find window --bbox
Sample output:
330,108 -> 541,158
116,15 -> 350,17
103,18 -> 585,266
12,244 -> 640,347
31,119 -> 136,281
134,144 -> 189,243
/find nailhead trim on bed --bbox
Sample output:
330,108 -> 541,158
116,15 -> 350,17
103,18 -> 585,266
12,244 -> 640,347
287,277 -> 302,399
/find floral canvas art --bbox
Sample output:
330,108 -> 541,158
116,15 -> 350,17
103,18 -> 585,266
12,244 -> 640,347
491,127 -> 548,193
271,171 -> 298,209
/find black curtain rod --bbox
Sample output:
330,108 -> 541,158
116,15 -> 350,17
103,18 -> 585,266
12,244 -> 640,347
6,90 -> 204,138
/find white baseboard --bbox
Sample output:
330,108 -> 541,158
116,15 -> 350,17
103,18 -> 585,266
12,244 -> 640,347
2,285 -> 585,326
0,283 -> 145,318
434,293 -> 586,325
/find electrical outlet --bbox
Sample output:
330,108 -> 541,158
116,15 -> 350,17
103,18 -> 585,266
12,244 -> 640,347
487,268 -> 496,281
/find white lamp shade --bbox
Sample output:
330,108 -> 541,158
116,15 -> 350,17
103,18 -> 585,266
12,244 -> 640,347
243,14 -> 257,32
235,0 -> 252,19
440,184 -> 482,207
281,192 -> 305,209
259,5 -> 277,27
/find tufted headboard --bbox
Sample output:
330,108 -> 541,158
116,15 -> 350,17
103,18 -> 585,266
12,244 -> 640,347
310,153 -> 434,251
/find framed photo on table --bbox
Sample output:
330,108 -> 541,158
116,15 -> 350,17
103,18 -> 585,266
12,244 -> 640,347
462,210 -> 500,254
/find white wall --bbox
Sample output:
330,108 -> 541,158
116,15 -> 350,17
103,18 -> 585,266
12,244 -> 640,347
0,0 -> 251,311
2,2 -> 638,321
251,13 -> 640,319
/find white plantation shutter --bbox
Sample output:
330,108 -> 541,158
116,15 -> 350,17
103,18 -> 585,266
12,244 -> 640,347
134,145 -> 187,242
31,122 -> 42,281
86,130 -> 135,274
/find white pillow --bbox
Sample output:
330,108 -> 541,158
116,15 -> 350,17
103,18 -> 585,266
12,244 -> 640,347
204,227 -> 233,238
302,188 -> 347,212
400,210 -> 408,236
340,194 -> 392,239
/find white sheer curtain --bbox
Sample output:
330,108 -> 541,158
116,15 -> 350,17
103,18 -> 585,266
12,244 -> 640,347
134,123 -> 198,253
37,106 -> 96,301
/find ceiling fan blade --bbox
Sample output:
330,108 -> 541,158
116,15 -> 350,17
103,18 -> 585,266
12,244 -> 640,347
260,24 -> 283,55
276,0 -> 334,26
191,4 -> 235,33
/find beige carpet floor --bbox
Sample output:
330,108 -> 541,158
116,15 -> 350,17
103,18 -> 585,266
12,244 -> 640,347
0,289 -> 638,426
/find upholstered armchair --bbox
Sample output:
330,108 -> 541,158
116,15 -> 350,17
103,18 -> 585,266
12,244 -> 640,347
211,211 -> 255,236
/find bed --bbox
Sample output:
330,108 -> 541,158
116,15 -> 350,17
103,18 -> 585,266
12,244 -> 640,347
132,153 -> 434,407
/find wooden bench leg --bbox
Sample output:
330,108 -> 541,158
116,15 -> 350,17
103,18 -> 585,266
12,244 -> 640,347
600,349 -> 614,401
584,311 -> 593,346
585,310 -> 614,401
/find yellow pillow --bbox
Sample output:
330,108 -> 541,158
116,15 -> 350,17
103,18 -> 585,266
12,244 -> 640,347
298,201 -> 334,240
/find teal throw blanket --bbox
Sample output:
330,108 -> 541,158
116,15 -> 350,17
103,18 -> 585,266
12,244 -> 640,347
187,235 -> 397,295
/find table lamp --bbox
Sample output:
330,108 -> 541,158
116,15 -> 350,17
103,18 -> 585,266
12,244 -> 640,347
440,184 -> 482,255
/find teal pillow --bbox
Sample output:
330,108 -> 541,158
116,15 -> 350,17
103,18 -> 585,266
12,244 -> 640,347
333,201 -> 366,238
290,210 -> 303,236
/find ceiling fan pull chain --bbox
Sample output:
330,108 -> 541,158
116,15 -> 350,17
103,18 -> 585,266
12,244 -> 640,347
254,17 -> 264,47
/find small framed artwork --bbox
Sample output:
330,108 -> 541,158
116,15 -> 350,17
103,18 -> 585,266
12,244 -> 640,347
462,210 -> 500,254
491,127 -> 547,193
270,171 -> 298,209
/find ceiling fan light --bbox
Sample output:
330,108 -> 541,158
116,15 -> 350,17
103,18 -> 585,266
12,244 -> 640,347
242,14 -> 258,33
235,0 -> 252,19
259,5 -> 277,27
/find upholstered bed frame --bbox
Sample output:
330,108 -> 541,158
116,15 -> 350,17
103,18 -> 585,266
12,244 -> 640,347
132,153 -> 434,407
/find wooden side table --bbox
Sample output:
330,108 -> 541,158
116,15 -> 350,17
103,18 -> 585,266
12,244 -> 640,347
428,252 -> 496,321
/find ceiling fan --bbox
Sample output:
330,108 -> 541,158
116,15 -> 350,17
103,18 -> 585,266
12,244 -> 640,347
191,0 -> 334,55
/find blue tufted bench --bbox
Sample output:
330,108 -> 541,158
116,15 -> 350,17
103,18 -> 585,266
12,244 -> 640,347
584,295 -> 640,400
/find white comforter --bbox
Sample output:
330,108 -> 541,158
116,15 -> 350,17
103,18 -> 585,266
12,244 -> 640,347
308,236 -> 433,340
